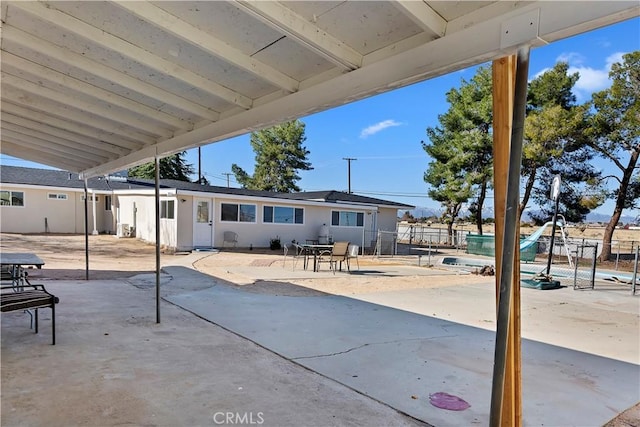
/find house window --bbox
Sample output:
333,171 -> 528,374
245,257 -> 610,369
105,195 -> 112,211
160,200 -> 175,219
221,203 -> 256,222
0,191 -> 24,207
48,193 -> 68,200
81,194 -> 99,201
263,206 -> 304,224
331,210 -> 364,227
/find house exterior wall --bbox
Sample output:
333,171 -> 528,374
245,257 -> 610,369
116,194 -> 178,249
176,195 -> 194,252
0,185 -> 111,234
212,198 -> 376,250
114,192 -> 402,252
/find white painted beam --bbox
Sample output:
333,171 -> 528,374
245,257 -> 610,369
1,85 -> 155,148
2,131 -> 109,163
234,0 -> 362,70
2,25 -> 219,121
10,2 -> 253,110
1,73 -> 172,138
1,113 -> 130,156
1,102 -> 142,153
2,52 -> 192,131
393,1 -> 447,37
1,121 -> 117,160
114,1 -> 299,94
1,141 -> 84,172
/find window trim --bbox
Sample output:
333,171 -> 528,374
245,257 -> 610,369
220,202 -> 257,223
263,205 -> 304,225
0,190 -> 25,207
331,210 -> 364,227
48,192 -> 68,200
160,199 -> 175,219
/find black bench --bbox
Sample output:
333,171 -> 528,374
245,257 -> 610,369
1,284 -> 59,345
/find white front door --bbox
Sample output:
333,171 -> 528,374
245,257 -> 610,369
193,198 -> 213,248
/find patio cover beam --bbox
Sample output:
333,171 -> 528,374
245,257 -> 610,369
234,0 -> 362,70
393,1 -> 447,37
113,1 -> 299,94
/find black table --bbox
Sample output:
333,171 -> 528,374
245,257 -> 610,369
300,244 -> 333,272
1,253 -> 45,288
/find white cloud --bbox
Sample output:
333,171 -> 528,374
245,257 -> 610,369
566,51 -> 627,101
359,119 -> 403,138
556,52 -> 585,65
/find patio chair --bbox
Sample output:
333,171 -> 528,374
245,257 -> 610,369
317,241 -> 350,274
223,231 -> 238,248
292,243 -> 310,270
347,244 -> 360,271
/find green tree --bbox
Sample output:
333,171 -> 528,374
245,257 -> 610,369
128,152 -> 194,181
586,51 -> 640,260
232,120 -> 312,192
423,66 -> 493,236
521,62 -> 600,223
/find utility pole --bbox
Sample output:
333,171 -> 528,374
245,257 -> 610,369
343,157 -> 357,194
223,173 -> 233,188
198,147 -> 202,184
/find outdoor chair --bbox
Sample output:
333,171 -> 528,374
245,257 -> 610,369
222,231 -> 238,248
317,241 -> 350,274
347,244 -> 360,271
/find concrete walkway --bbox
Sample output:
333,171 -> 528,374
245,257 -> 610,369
1,277 -> 424,427
164,267 -> 639,426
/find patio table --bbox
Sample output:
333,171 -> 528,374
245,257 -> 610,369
0,253 -> 45,289
300,244 -> 334,272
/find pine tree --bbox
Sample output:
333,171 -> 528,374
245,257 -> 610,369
128,152 -> 194,181
232,120 -> 312,192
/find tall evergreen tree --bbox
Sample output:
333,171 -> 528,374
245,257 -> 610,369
423,66 -> 493,236
521,62 -> 600,224
586,51 -> 640,260
128,152 -> 194,181
232,120 -> 312,192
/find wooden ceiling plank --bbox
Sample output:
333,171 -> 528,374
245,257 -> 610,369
1,102 -> 145,153
1,73 -> 172,138
393,1 -> 447,37
1,121 -> 118,159
1,141 -> 85,172
2,52 -> 193,131
3,131 -> 109,163
11,2 -> 253,109
2,25 -> 220,121
114,1 -> 299,93
235,0 -> 362,70
1,113 -> 131,157
1,89 -> 154,149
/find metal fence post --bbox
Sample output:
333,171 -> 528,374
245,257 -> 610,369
591,243 -> 598,289
632,245 -> 638,296
573,249 -> 579,290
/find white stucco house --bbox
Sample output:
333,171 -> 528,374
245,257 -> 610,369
1,166 -> 413,252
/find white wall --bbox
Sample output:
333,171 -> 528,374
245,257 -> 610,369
117,194 -> 177,248
115,192 -> 399,251
1,185 -> 110,234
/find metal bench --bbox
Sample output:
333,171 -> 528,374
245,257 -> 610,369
1,284 -> 59,345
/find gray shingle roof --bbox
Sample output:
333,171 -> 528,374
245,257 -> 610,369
1,166 -> 413,208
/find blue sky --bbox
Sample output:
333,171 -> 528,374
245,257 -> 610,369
3,17 -> 639,219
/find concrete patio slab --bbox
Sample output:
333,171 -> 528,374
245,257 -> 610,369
1,279 -> 424,427
166,272 -> 639,426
